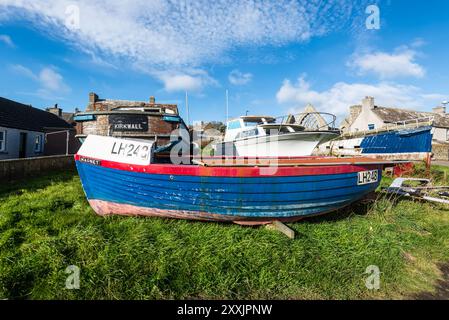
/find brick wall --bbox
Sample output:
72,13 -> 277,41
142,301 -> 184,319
81,115 -> 109,136
0,155 -> 75,181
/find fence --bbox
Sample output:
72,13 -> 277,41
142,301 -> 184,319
0,155 -> 75,182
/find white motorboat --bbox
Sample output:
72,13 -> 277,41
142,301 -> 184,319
214,113 -> 340,157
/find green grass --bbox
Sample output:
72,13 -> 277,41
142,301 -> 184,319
1,165 -> 449,300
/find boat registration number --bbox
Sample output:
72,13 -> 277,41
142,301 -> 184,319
357,170 -> 379,185
111,141 -> 151,161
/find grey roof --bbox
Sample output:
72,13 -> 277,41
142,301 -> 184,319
96,99 -> 149,107
0,97 -> 73,132
61,112 -> 75,124
372,107 -> 449,128
87,99 -> 179,114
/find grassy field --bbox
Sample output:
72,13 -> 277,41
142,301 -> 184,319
1,165 -> 449,300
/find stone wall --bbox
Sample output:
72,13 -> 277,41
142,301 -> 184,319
433,143 -> 449,161
79,114 -> 177,146
0,155 -> 75,181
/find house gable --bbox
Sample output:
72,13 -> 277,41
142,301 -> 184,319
347,97 -> 385,132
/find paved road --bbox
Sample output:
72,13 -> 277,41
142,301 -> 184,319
433,161 -> 449,167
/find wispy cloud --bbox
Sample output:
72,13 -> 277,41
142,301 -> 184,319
349,46 -> 425,79
0,1 -> 372,93
276,75 -> 443,117
38,67 -> 69,92
11,64 -> 71,99
0,34 -> 15,47
0,0 -> 368,69
228,70 -> 253,85
10,64 -> 37,80
151,69 -> 218,93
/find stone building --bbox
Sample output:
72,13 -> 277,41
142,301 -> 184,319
340,97 -> 449,160
75,93 -> 185,149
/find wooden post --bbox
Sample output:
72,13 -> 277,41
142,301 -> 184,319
265,221 -> 295,239
66,130 -> 70,155
425,153 -> 432,178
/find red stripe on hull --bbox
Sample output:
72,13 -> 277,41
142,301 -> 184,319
75,154 -> 383,177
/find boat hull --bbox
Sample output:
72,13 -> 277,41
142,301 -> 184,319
75,157 -> 383,224
217,131 -> 339,157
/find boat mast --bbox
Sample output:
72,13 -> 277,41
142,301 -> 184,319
225,89 -> 229,123
185,91 -> 190,127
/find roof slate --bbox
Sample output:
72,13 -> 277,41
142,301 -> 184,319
87,99 -> 179,114
372,107 -> 449,128
0,97 -> 73,132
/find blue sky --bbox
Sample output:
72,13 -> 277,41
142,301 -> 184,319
0,0 -> 448,123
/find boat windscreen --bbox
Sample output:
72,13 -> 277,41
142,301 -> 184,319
243,120 -> 261,127
243,118 -> 275,127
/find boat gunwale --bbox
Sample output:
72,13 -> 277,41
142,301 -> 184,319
75,154 -> 400,168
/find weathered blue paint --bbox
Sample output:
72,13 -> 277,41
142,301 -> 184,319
360,126 -> 432,154
73,114 -> 96,121
76,161 -> 381,219
162,115 -> 181,123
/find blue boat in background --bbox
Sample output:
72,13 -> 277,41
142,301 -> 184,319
319,123 -> 433,162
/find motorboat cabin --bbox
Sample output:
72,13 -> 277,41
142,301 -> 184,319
215,113 -> 340,157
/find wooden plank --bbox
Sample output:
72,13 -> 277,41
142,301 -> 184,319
199,159 -> 401,167
265,221 -> 295,239
191,159 -> 207,166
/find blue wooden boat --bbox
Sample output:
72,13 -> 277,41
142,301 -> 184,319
320,124 -> 433,161
75,135 -> 392,225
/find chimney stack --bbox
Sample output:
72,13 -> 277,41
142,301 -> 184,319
432,106 -> 446,114
362,96 -> 375,111
89,92 -> 99,103
349,105 -> 362,123
149,96 -> 156,104
46,103 -> 62,117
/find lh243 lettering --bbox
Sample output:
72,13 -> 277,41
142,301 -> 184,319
111,142 -> 150,160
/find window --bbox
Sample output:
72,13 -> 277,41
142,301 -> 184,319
227,120 -> 241,130
368,124 -> 375,130
0,130 -> 6,152
447,129 -> 449,141
143,108 -> 162,113
236,129 -> 258,140
243,121 -> 261,127
34,135 -> 43,153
